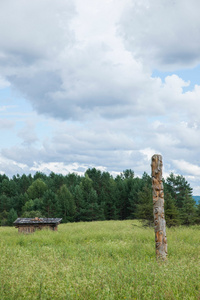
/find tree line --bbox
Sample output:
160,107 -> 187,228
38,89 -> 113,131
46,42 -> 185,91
0,168 -> 199,226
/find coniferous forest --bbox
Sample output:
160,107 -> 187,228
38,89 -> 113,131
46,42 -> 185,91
0,168 -> 199,226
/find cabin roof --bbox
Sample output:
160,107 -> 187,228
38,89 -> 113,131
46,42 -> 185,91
14,217 -> 62,225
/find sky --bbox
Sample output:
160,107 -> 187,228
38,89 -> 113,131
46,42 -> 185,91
1,0 -> 200,194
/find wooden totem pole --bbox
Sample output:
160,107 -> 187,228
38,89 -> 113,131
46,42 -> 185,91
151,154 -> 167,260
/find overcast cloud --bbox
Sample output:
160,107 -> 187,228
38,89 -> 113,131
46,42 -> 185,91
1,0 -> 200,194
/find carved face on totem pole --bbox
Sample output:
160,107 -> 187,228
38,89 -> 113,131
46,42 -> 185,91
151,154 -> 162,181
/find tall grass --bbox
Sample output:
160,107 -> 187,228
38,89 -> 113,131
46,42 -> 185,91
0,220 -> 200,299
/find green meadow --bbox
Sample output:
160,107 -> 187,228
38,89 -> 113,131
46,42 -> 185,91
0,220 -> 200,300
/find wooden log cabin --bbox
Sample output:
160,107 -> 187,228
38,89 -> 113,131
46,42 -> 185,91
14,217 -> 62,233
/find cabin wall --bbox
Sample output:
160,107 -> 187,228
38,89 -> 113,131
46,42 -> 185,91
18,226 -> 35,233
17,224 -> 57,233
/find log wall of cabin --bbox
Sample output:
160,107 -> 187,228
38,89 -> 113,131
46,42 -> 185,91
17,224 -> 57,233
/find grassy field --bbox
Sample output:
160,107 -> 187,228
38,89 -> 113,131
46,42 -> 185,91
0,220 -> 200,300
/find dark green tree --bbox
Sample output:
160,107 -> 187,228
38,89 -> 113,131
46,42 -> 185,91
57,184 -> 76,222
196,201 -> 200,224
66,173 -> 81,193
180,189 -> 197,225
0,210 -> 8,226
100,172 -> 118,220
80,188 -> 101,221
48,172 -> 66,193
22,210 -> 43,218
128,177 -> 144,219
18,174 -> 33,194
0,179 -> 18,198
166,173 -> 193,208
78,174 -> 106,221
135,184 -> 153,225
73,184 -> 86,221
13,193 -> 29,215
42,190 -> 58,218
7,208 -> 18,226
27,179 -> 47,199
164,192 -> 180,227
0,195 -> 11,213
85,168 -> 102,197
33,172 -> 48,181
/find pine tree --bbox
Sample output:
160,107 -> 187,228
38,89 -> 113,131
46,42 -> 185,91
0,195 -> 11,213
0,210 -> 8,226
128,177 -> 144,219
83,188 -> 100,221
73,185 -> 85,221
42,189 -> 58,218
100,172 -> 118,220
135,184 -> 153,225
196,202 -> 200,224
57,185 -> 76,222
27,179 -> 47,199
7,208 -> 18,226
166,173 -> 193,208
180,189 -> 197,225
165,192 -> 180,227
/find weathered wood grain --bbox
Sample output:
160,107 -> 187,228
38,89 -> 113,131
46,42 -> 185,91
151,154 -> 167,260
